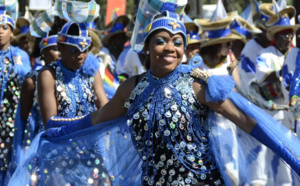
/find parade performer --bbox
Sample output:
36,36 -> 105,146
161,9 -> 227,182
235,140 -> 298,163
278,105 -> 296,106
9,1 -> 300,186
0,7 -> 31,185
237,2 -> 274,94
7,31 -> 60,181
195,0 -> 241,81
254,1 -> 299,184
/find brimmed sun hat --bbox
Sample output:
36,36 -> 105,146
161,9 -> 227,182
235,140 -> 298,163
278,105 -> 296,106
184,22 -> 204,45
195,0 -> 242,48
102,15 -> 130,46
266,0 -> 300,41
230,10 -> 262,44
13,17 -> 30,43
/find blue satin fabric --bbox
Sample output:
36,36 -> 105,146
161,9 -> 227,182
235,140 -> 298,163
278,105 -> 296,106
240,54 -> 256,73
282,64 -> 293,88
289,50 -> 300,98
8,65 -> 300,185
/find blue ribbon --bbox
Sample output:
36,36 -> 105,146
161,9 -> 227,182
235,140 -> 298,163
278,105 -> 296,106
230,21 -> 252,38
207,28 -> 231,39
19,25 -> 29,34
109,22 -> 125,34
186,30 -> 201,41
273,17 -> 291,26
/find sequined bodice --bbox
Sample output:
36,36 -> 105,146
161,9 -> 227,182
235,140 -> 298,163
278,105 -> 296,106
50,60 -> 96,118
0,48 -> 22,170
125,68 -> 223,185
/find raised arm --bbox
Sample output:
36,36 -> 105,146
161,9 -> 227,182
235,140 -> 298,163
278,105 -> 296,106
93,71 -> 109,109
37,68 -> 57,126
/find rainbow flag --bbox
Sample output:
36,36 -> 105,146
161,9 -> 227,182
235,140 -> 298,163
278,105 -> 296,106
102,66 -> 119,100
103,67 -> 115,88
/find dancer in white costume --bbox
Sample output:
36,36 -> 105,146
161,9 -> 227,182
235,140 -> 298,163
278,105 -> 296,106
255,1 -> 300,185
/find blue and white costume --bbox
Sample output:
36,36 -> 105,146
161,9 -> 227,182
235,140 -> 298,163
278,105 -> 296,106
8,1 -> 300,186
8,34 -> 58,180
0,9 -> 31,185
8,63 -> 300,186
282,47 -> 300,89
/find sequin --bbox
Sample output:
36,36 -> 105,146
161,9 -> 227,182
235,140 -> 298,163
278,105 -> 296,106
164,130 -> 170,136
133,113 -> 140,119
169,122 -> 176,129
161,169 -> 167,176
165,111 -> 171,118
200,174 -> 206,180
171,105 -> 177,111
185,177 -> 191,184
160,154 -> 166,161
164,88 -> 171,98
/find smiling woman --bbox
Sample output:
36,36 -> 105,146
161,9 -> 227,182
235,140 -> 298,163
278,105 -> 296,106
145,31 -> 184,78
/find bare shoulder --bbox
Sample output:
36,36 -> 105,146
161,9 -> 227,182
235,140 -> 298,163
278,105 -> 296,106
38,67 -> 55,83
116,72 -> 147,102
22,77 -> 35,91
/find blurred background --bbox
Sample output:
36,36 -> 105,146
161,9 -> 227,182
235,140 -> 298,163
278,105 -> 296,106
18,0 -> 298,30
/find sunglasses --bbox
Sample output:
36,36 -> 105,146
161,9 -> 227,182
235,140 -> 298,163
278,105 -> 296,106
277,33 -> 294,40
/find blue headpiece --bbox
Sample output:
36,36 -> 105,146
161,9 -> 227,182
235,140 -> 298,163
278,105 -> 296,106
131,0 -> 187,53
0,7 -> 14,30
40,34 -> 58,52
57,22 -> 91,52
143,11 -> 187,49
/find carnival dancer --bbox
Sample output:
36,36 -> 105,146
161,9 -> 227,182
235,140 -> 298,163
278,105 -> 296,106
238,2 -> 275,94
0,8 -> 31,185
193,0 -> 256,183
11,21 -> 110,186
281,14 -> 300,93
255,1 -> 300,185
195,0 -> 241,80
9,1 -> 300,185
7,31 -> 60,182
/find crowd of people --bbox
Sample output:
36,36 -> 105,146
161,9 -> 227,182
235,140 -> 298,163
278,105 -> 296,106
0,0 -> 299,185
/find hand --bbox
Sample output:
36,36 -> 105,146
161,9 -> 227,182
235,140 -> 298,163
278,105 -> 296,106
289,96 -> 299,107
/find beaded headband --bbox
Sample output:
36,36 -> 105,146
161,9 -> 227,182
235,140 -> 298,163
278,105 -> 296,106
0,7 -> 14,30
39,34 -> 58,53
57,22 -> 91,52
131,0 -> 187,53
143,11 -> 187,48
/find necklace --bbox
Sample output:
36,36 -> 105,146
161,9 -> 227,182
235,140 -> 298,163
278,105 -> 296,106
203,57 -> 226,69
